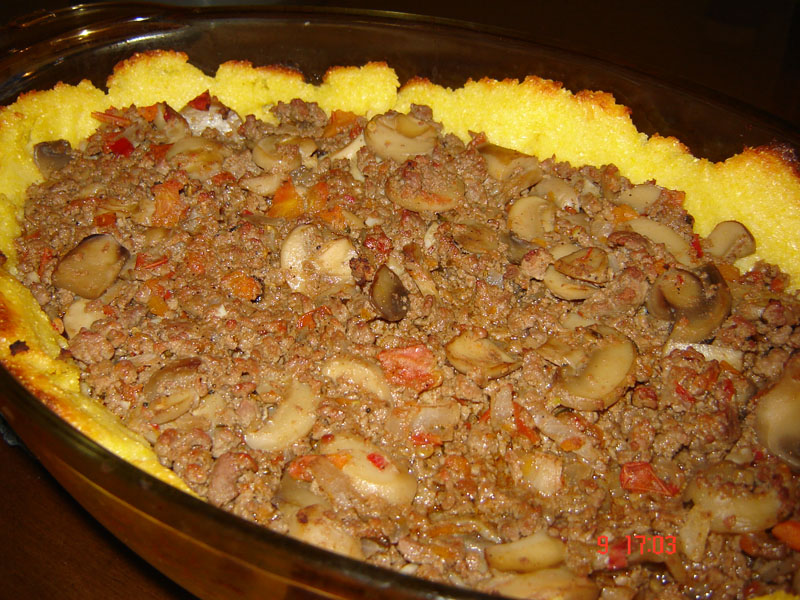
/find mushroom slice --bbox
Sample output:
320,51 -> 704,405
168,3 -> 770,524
445,330 -> 522,383
153,102 -> 191,142
323,356 -> 392,402
533,176 -> 579,211
684,464 -> 782,533
369,264 -> 409,322
62,298 -> 105,338
143,358 -> 203,403
486,567 -> 599,600
645,268 -> 705,320
313,238 -> 357,285
364,112 -> 437,163
52,234 -> 130,299
705,220 -> 756,261
553,247 -> 609,284
252,135 -> 302,173
165,136 -> 225,179
507,195 -> 555,242
285,503 -> 364,560
245,381 -> 320,452
319,433 -> 417,505
385,162 -> 464,213
280,224 -> 323,292
613,183 -> 661,213
485,531 -> 566,573
543,266 -> 597,301
149,389 -> 199,425
557,326 -> 637,410
240,173 -> 283,197
33,140 -> 72,176
477,143 -> 543,189
668,265 -> 732,343
452,221 -> 500,254
755,353 -> 800,470
626,217 -> 696,266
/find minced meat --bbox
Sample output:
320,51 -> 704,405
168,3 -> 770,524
15,94 -> 800,599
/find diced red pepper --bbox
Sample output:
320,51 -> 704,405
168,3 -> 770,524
690,233 -> 704,258
674,382 -> 695,404
513,402 -> 540,443
107,136 -> 135,157
620,461 -> 679,497
367,452 -> 389,470
135,254 -> 168,270
607,538 -> 629,570
91,110 -> 132,127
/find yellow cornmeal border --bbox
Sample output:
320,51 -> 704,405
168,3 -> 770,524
0,51 -> 797,598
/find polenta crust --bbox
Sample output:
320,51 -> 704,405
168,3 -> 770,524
0,53 -> 798,600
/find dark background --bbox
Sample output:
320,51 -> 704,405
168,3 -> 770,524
3,0 -> 799,130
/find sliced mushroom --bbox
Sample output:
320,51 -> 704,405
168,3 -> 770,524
533,176 -> 579,211
485,531 -> 566,573
285,503 -> 364,560
705,220 -> 756,262
755,353 -> 800,470
240,173 -> 283,197
684,463 -> 782,533
142,357 -> 203,403
553,247 -> 609,284
445,330 -> 522,383
626,217 -> 696,266
62,298 -> 106,339
252,135 -> 303,173
330,132 -> 366,161
478,143 -> 543,189
323,355 -> 392,402
245,381 -> 320,452
485,567 -> 599,600
613,183 -> 661,213
519,451 -> 563,496
501,232 -> 537,265
153,102 -> 191,143
385,161 -> 464,213
369,264 -> 409,322
33,140 -> 72,176
313,238 -> 357,285
52,234 -> 130,299
648,265 -> 732,343
364,112 -> 437,163
165,136 -> 225,179
452,221 -> 500,254
662,341 -> 744,371
543,266 -> 597,301
280,224 -> 323,292
319,433 -> 417,505
507,195 -> 555,242
556,326 -> 637,410
149,389 -> 199,425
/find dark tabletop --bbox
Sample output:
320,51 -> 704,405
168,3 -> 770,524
0,2 -> 798,599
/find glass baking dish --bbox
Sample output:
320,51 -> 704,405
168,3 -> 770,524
0,4 -> 797,599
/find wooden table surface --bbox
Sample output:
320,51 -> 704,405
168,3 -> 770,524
0,435 -> 196,600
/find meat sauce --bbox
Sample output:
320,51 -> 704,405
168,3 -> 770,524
15,95 -> 800,599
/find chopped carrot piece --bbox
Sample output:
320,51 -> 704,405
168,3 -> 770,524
151,179 -> 186,227
772,520 -> 800,551
221,270 -> 262,301
267,180 -> 304,219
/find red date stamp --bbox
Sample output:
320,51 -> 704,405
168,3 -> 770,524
598,534 -> 677,556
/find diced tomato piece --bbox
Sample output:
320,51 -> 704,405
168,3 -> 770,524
377,344 -> 442,393
364,229 -> 393,258
772,520 -> 800,551
620,461 -> 679,497
151,179 -> 186,227
187,90 -> 211,111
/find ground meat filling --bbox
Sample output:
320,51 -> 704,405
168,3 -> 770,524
16,95 -> 800,599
